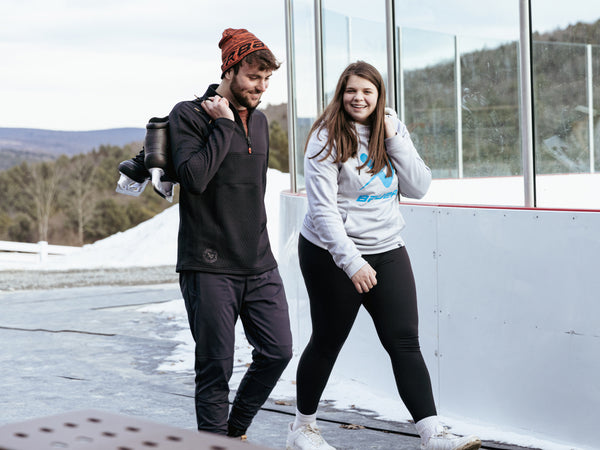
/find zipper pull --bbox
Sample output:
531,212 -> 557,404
247,136 -> 252,154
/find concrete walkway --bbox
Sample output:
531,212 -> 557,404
0,283 -> 532,450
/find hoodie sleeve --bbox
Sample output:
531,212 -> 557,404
384,118 -> 432,199
169,101 -> 236,195
304,131 -> 367,279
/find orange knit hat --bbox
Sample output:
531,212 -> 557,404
219,28 -> 269,75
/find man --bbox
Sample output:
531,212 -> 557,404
167,29 -> 293,438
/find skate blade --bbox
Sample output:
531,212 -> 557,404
152,183 -> 174,202
115,175 -> 149,196
150,168 -> 174,202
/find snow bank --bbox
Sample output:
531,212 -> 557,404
55,169 -> 290,270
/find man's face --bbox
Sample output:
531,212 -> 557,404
228,61 -> 272,109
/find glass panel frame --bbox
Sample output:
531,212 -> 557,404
594,46 -> 600,173
533,41 -> 590,176
531,0 -> 600,209
288,0 -> 600,209
400,27 -> 458,179
322,4 -> 388,103
460,37 -> 521,178
289,0 -> 319,192
393,2 -> 524,207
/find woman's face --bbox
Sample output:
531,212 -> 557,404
342,75 -> 378,124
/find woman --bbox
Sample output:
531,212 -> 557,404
285,61 -> 481,450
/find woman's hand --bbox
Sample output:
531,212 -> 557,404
351,263 -> 377,293
384,115 -> 397,139
201,96 -> 234,121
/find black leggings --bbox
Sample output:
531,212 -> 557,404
296,234 -> 437,423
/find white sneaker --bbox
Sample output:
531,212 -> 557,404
286,422 -> 336,450
421,425 -> 481,450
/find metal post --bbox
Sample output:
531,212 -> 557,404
587,44 -> 595,173
385,0 -> 396,109
398,27 -> 405,122
455,35 -> 463,178
38,241 -> 48,264
314,0 -> 325,114
284,0 -> 298,192
519,0 -> 536,207
347,16 -> 352,64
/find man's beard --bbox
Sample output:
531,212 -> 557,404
230,77 -> 261,109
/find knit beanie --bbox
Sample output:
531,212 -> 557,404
219,28 -> 269,75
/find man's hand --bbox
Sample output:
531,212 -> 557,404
351,263 -> 377,293
201,96 -> 234,121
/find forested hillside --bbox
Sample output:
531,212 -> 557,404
0,144 -> 171,246
405,18 -> 599,177
0,104 -> 289,246
533,18 -> 600,44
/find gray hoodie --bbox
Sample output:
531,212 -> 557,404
300,117 -> 432,279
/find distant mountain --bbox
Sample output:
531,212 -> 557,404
0,104 -> 288,172
0,127 -> 145,171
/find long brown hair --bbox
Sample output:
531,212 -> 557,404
306,61 -> 391,176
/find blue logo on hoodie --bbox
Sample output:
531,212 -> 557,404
358,153 -> 394,190
356,154 -> 397,202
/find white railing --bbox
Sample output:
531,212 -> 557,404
0,240 -> 81,265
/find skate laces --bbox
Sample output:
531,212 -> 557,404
300,424 -> 326,445
433,425 -> 457,438
423,425 -> 481,450
426,425 -> 460,448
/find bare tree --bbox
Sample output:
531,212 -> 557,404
67,156 -> 98,245
12,161 -> 64,242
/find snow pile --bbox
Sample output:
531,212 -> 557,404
57,169 -> 290,269
62,205 -> 178,269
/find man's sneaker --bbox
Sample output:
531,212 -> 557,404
227,423 -> 247,439
230,434 -> 247,443
421,425 -> 481,450
286,422 -> 335,450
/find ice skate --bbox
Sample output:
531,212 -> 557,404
145,117 -> 176,202
116,172 -> 149,196
116,148 -> 150,196
149,167 -> 174,202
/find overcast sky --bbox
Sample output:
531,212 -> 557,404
0,0 -> 597,131
0,0 -> 288,131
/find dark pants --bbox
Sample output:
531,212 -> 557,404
179,268 -> 293,435
296,234 -> 437,423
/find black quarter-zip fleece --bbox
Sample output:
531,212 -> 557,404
168,84 -> 276,274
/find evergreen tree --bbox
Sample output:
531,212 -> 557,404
268,120 -> 289,172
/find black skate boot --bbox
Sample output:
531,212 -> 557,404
119,148 -> 150,183
116,148 -> 150,196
